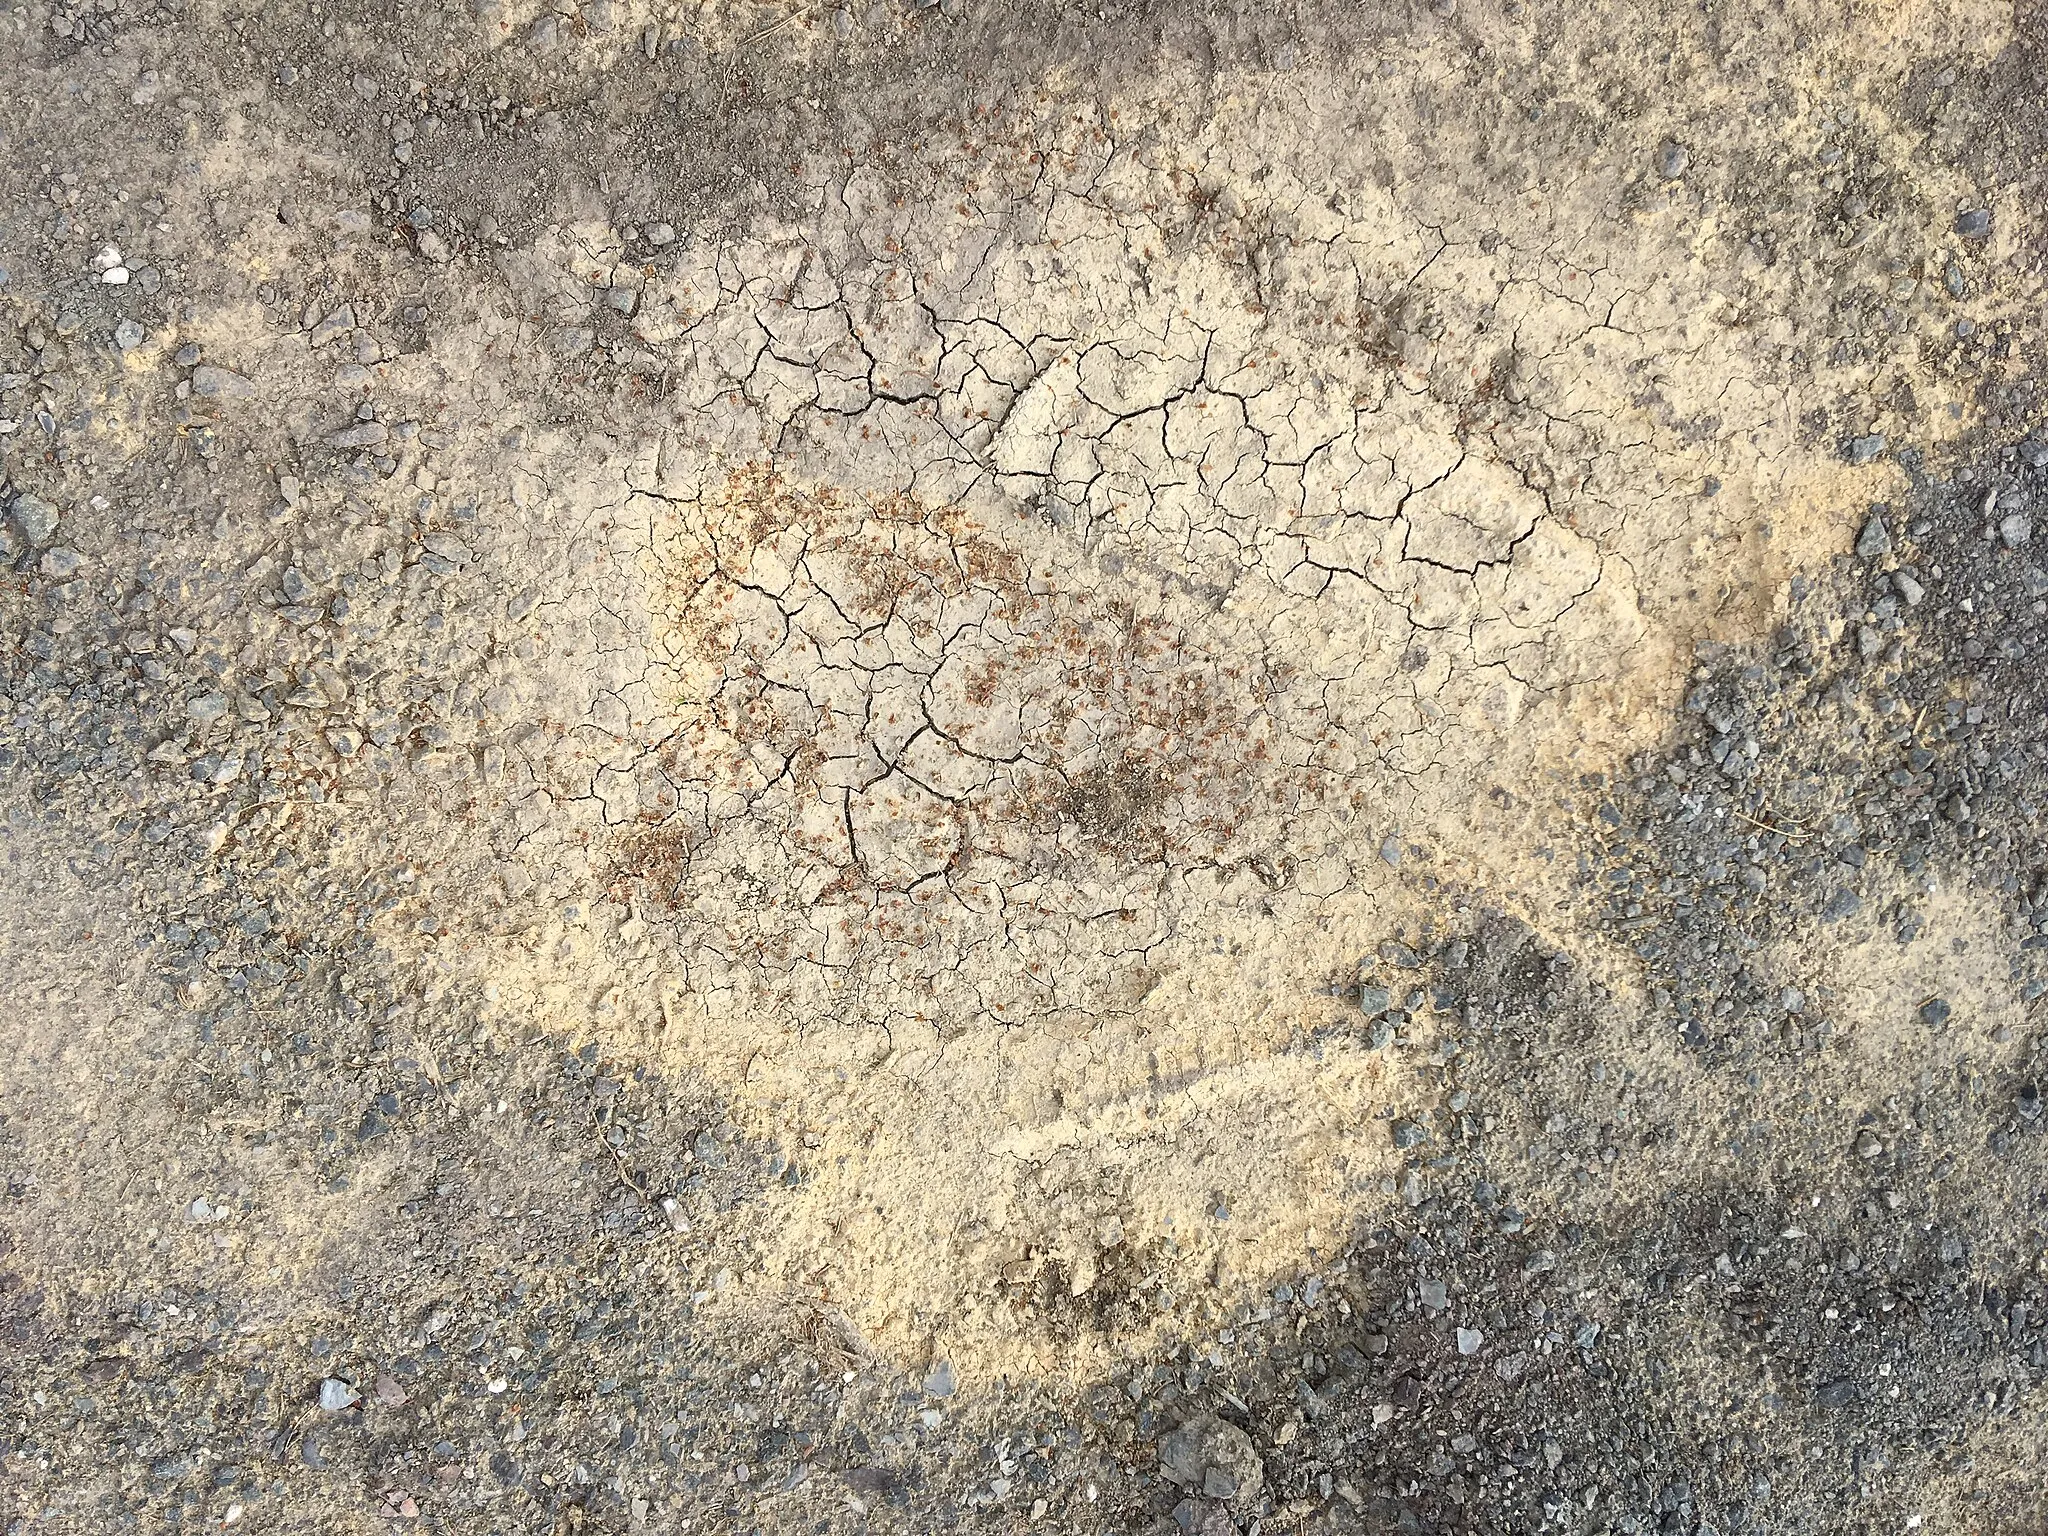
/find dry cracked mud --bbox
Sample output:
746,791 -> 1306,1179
2,1 -> 2048,1533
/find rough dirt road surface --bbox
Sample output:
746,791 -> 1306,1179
3,1 -> 2048,1532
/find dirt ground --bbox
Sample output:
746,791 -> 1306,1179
3,0 -> 2047,1532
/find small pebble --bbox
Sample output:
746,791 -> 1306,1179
191,365 -> 256,399
10,493 -> 59,544
1815,1378 -> 1858,1409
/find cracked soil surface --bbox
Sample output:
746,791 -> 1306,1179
4,0 -> 2048,1533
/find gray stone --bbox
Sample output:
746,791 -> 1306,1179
309,303 -> 356,346
191,365 -> 257,399
113,319 -> 146,351
1656,139 -> 1690,180
1954,208 -> 1991,237
190,752 -> 243,786
1847,433 -> 1886,466
1157,1414 -> 1265,1513
1999,513 -> 2032,549
1854,512 -> 1890,559
1456,1327 -> 1485,1355
422,532 -> 473,564
330,421 -> 389,449
10,493 -> 59,544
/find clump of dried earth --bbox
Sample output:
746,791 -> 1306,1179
2,0 -> 2048,1533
